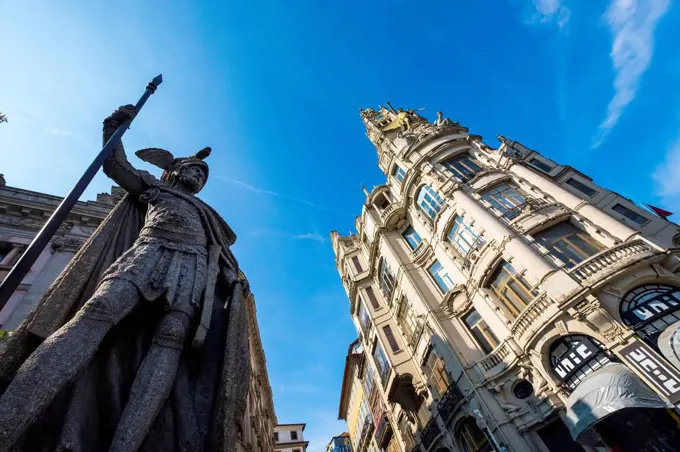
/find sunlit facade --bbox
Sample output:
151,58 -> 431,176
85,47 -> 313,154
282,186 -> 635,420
331,106 -> 680,451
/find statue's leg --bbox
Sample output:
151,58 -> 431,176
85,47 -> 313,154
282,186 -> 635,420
0,279 -> 141,452
109,310 -> 192,452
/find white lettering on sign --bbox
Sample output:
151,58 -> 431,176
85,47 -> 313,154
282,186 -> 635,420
632,298 -> 679,321
553,341 -> 597,381
621,343 -> 680,403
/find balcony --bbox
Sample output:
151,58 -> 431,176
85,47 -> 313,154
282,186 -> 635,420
381,202 -> 405,230
567,239 -> 658,285
476,339 -> 520,379
417,418 -> 441,452
510,293 -> 555,342
436,382 -> 464,423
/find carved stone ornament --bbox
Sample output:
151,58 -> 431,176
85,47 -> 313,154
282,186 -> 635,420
51,236 -> 84,253
0,174 -> 6,187
573,297 -> 626,344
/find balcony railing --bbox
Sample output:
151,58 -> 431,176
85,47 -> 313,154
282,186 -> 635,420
497,197 -> 547,222
478,340 -> 512,372
510,293 -> 554,341
419,418 -> 441,451
436,382 -> 464,422
568,239 -> 656,284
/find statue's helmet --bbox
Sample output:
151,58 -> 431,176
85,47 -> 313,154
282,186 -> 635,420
135,147 -> 211,189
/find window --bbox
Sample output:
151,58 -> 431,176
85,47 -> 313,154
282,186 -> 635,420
481,183 -> 526,220
392,165 -> 406,182
291,430 -> 298,440
464,310 -> 499,354
529,158 -> 553,173
613,203 -> 648,225
447,215 -> 484,255
397,298 -> 422,346
566,177 -> 597,197
358,302 -> 372,336
428,260 -> 455,293
383,325 -> 400,352
378,259 -> 395,299
488,261 -> 537,316
351,256 -> 363,273
620,284 -> 680,347
274,432 -> 279,442
416,185 -> 445,221
442,153 -> 482,182
402,226 -> 422,250
293,449 -> 301,452
549,335 -> 611,390
533,222 -> 603,268
457,418 -> 492,452
364,286 -> 380,310
372,339 -> 391,386
423,347 -> 451,396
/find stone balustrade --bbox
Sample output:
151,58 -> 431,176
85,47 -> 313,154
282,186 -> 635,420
478,339 -> 512,372
510,293 -> 554,341
568,239 -> 657,285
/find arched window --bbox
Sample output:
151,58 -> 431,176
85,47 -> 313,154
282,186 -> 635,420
417,185 -> 445,221
620,284 -> 680,347
455,417 -> 491,452
549,335 -> 613,390
442,153 -> 482,182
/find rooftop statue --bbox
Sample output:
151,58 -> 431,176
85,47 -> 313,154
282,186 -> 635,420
0,105 -> 249,452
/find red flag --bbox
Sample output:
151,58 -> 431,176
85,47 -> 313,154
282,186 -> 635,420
646,204 -> 673,219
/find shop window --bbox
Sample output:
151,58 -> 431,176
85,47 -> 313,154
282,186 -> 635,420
456,417 -> 492,452
549,335 -> 612,390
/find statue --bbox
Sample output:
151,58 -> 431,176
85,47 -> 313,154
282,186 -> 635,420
0,105 -> 249,452
433,111 -> 454,129
382,108 -> 412,132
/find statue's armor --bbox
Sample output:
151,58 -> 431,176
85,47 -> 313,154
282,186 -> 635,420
101,191 -> 208,315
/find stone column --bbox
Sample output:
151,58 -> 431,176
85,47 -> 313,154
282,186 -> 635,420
0,243 -> 22,266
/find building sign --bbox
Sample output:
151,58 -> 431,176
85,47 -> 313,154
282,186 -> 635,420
622,294 -> 680,326
619,341 -> 680,404
552,337 -> 600,382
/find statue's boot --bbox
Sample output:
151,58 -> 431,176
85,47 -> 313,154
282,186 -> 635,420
0,279 -> 140,452
109,311 -> 192,452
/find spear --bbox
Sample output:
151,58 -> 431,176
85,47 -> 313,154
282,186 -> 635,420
0,75 -> 163,310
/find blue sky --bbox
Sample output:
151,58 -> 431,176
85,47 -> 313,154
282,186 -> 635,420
1,0 -> 679,450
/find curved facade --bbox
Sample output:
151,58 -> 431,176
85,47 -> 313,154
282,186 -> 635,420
331,106 -> 680,451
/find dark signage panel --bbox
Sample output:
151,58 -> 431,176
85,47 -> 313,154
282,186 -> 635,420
619,341 -> 680,404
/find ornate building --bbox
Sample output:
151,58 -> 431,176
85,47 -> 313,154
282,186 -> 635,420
0,175 -> 122,329
0,175 -> 278,452
331,106 -> 680,451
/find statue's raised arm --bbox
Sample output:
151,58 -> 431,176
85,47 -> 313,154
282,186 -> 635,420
102,105 -> 157,196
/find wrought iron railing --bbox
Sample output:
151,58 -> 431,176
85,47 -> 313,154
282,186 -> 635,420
497,197 -> 547,222
436,382 -> 464,422
419,419 -> 441,450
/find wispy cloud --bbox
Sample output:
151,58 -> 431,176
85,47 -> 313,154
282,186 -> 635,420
246,229 -> 328,243
526,0 -> 571,29
592,0 -> 669,148
47,126 -> 72,137
216,176 -> 354,216
652,136 -> 680,211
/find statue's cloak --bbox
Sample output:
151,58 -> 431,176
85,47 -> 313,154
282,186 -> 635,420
0,194 -> 249,452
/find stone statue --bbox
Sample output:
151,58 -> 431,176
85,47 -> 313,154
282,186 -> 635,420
433,111 -> 453,129
0,105 -> 249,452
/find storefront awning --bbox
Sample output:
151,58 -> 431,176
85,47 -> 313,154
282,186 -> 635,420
565,363 -> 672,443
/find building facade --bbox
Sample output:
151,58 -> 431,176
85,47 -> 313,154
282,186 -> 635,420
331,106 -> 680,452
0,175 -> 279,452
274,423 -> 309,452
0,175 -> 122,329
326,432 -> 353,452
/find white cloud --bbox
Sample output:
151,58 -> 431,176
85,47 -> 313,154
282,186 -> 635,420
592,0 -> 669,148
292,233 -> 327,243
527,0 -> 571,28
652,137 -> 680,211
47,126 -> 72,137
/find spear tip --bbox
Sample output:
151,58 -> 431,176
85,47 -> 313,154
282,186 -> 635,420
152,74 -> 163,86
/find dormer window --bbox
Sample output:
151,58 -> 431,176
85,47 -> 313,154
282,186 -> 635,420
416,185 -> 445,221
392,165 -> 406,183
442,153 -> 482,182
529,158 -> 553,173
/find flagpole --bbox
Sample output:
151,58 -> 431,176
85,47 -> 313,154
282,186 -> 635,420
0,75 -> 163,311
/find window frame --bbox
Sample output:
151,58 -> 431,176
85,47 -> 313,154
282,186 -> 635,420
533,221 -> 603,268
620,284 -> 680,348
481,182 -> 527,221
528,157 -> 553,173
441,153 -> 483,182
392,165 -> 406,183
397,297 -> 421,347
565,177 -> 597,197
416,185 -> 445,221
488,261 -> 537,317
428,260 -> 456,293
290,430 -> 298,440
378,258 -> 396,300
423,346 -> 452,396
447,215 -> 485,256
372,338 -> 392,386
382,325 -> 401,353
463,309 -> 499,354
402,225 -> 422,250
351,255 -> 364,273
612,203 -> 649,226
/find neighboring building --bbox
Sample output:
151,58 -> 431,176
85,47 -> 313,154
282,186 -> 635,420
0,175 -> 279,452
326,432 -> 353,452
0,175 -> 122,329
274,423 -> 309,452
331,106 -> 680,451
